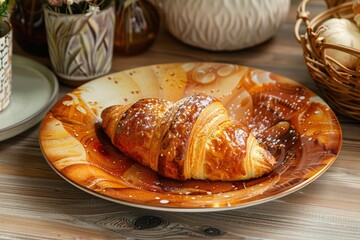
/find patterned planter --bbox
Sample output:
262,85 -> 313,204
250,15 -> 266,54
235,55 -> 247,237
43,5 -> 115,86
157,0 -> 290,51
0,21 -> 12,112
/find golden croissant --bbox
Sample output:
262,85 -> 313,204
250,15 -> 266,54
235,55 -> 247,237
101,94 -> 276,181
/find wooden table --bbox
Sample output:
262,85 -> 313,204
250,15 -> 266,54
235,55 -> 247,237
1,1 -> 360,239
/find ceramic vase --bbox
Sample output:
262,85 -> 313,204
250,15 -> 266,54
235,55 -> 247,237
0,21 -> 12,112
43,5 -> 115,87
156,0 -> 290,51
10,0 -> 48,57
114,0 -> 160,55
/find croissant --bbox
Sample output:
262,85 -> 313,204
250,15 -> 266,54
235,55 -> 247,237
101,93 -> 276,181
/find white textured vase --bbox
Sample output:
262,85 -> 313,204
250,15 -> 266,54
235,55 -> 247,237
158,0 -> 290,51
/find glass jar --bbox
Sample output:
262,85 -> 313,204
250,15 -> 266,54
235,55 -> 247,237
10,0 -> 48,57
114,0 -> 160,55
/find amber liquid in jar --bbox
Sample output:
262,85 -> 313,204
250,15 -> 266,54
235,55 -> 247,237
10,0 -> 48,57
114,0 -> 160,55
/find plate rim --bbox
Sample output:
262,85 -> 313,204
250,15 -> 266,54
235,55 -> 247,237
0,55 -> 59,141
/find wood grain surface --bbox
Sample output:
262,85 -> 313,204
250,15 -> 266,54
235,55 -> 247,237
1,0 -> 359,239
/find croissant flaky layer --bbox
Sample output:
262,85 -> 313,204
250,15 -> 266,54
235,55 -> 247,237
101,94 -> 276,181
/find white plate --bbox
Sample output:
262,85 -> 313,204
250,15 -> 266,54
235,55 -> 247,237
0,55 -> 59,141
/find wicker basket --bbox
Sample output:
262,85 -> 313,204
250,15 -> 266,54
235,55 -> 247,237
295,0 -> 360,121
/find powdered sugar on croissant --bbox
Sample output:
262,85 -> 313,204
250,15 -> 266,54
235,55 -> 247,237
101,93 -> 276,181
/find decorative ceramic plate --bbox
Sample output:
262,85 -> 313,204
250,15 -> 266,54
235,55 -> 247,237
39,63 -> 342,212
0,55 -> 58,141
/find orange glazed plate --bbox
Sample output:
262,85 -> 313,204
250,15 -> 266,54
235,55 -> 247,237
39,63 -> 342,212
